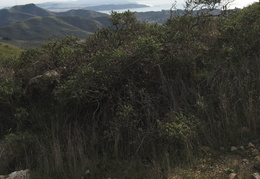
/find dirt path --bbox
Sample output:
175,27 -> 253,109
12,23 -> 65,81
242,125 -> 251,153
171,141 -> 260,179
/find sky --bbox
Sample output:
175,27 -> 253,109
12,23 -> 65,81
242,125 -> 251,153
0,0 -> 258,9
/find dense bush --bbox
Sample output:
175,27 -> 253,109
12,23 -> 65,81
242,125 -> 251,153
0,3 -> 259,178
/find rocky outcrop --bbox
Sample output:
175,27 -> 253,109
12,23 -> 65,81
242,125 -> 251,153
25,70 -> 60,97
0,169 -> 30,179
252,173 -> 260,179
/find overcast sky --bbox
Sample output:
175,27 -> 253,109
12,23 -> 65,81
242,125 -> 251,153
0,0 -> 258,9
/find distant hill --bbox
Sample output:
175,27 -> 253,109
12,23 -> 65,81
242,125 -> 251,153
9,3 -> 55,16
37,2 -> 147,12
57,9 -> 107,18
74,0 -> 131,4
136,10 -> 174,24
0,4 -> 110,42
0,3 -> 223,47
0,42 -> 22,59
0,8 -> 35,27
0,4 -> 54,27
0,4 -> 109,28
135,9 -> 222,24
0,16 -> 96,40
55,16 -> 106,33
83,4 -> 149,11
0,4 -> 57,27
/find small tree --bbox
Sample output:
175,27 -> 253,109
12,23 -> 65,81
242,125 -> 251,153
183,0 -> 235,15
109,10 -> 137,30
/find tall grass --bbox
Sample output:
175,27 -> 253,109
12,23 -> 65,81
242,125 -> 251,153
0,3 -> 259,178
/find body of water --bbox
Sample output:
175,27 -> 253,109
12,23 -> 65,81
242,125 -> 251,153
98,0 -> 258,14
99,3 -> 175,14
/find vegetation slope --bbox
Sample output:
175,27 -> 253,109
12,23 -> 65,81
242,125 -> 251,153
0,16 -> 96,40
0,4 -> 110,42
0,42 -> 22,59
0,2 -> 259,179
0,4 -> 54,27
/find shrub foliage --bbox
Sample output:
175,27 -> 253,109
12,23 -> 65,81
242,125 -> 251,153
0,3 -> 259,178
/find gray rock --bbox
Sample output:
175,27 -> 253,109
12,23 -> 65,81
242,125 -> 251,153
229,173 -> 237,179
255,156 -> 260,162
252,173 -> 260,179
201,146 -> 211,154
251,149 -> 260,156
231,146 -> 238,152
25,70 -> 60,96
248,142 -> 255,148
239,146 -> 245,150
220,147 -> 225,151
242,158 -> 249,164
0,169 -> 30,179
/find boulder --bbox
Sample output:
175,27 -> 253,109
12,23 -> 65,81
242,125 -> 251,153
231,146 -> 238,152
242,158 -> 249,164
0,169 -> 30,179
252,173 -> 260,179
239,146 -> 245,150
220,147 -> 225,151
25,70 -> 60,96
248,142 -> 255,148
228,173 -> 237,179
255,156 -> 260,162
251,149 -> 260,156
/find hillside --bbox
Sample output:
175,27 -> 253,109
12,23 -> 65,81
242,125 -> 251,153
0,42 -> 22,81
0,4 -> 56,27
0,4 -> 110,46
0,2 -> 259,178
0,3 -> 172,44
37,2 -> 148,12
83,3 -> 149,11
56,9 -> 108,18
9,3 -> 55,16
0,4 -> 110,28
0,3 -> 225,46
0,8 -> 35,27
136,9 -> 222,24
0,42 -> 22,59
0,16 -> 104,40
136,10 -> 174,24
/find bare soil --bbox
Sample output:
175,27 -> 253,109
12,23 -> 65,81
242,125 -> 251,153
171,141 -> 260,179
